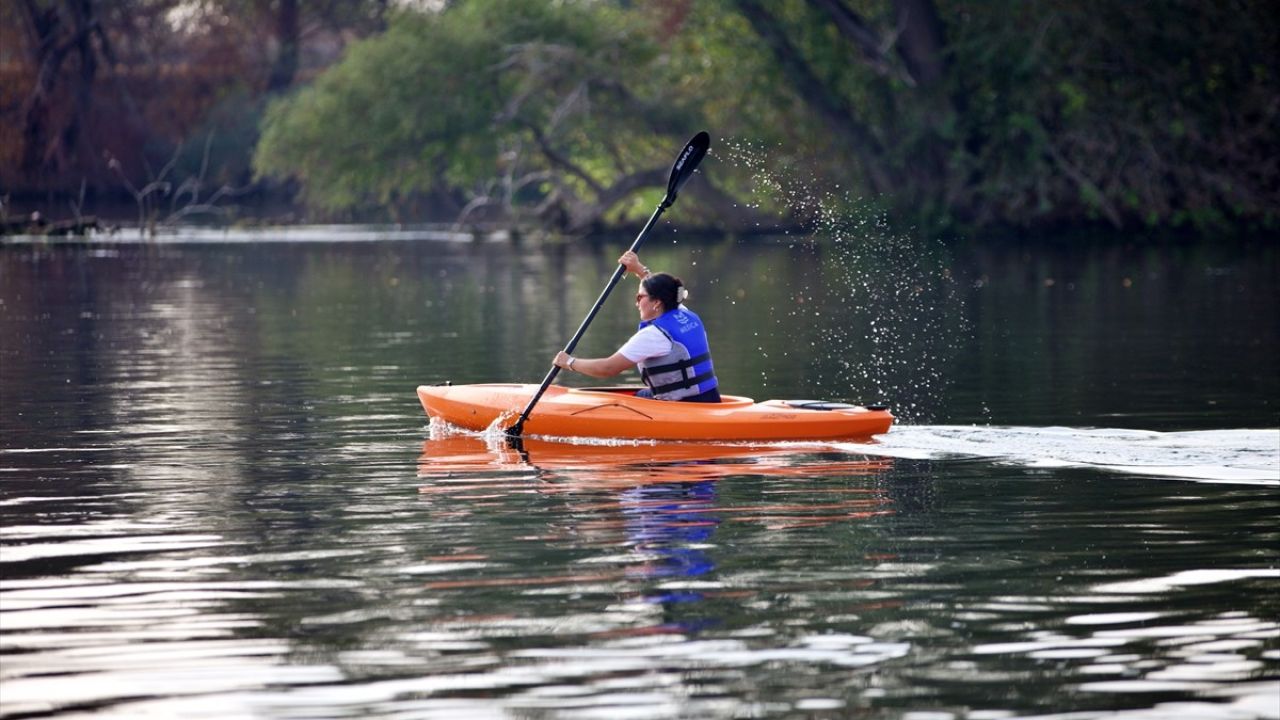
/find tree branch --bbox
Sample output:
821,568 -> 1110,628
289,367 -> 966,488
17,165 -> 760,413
561,165 -> 667,234
736,0 -> 892,193
808,0 -> 916,86
891,0 -> 948,88
1044,141 -> 1123,228
527,123 -> 606,196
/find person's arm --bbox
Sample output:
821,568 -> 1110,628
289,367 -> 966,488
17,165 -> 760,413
553,326 -> 670,379
554,351 -> 635,378
619,251 -> 651,279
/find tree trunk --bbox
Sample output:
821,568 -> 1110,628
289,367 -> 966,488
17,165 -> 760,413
267,0 -> 299,92
19,0 -> 66,174
62,0 -> 99,171
736,0 -> 893,195
18,0 -> 102,177
890,0 -> 953,193
892,0 -> 947,89
809,0 -> 912,85
802,0 -> 956,208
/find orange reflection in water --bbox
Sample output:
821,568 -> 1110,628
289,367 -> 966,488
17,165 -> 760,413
413,434 -> 901,634
416,433 -> 896,531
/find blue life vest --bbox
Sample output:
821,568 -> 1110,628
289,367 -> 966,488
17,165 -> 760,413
637,307 -> 718,400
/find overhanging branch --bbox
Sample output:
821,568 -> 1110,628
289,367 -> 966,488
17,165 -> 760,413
737,0 -> 892,193
809,0 -> 916,86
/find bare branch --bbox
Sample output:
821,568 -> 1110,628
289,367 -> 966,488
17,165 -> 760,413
890,0 -> 948,88
1044,141 -> 1123,228
737,0 -> 892,193
809,0 -> 916,86
527,124 -> 605,196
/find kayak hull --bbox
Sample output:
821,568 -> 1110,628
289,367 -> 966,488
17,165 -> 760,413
416,384 -> 892,441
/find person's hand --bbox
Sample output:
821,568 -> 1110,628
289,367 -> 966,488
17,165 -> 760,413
618,251 -> 649,278
554,351 -> 574,370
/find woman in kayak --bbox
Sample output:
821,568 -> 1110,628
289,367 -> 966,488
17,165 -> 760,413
554,251 -> 721,403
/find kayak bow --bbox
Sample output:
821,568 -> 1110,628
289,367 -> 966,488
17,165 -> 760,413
417,384 -> 892,441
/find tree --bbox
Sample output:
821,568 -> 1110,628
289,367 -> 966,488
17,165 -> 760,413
254,1 -> 723,230
13,0 -> 1271,234
0,0 -> 388,206
11,0 -> 121,181
720,0 -> 1278,231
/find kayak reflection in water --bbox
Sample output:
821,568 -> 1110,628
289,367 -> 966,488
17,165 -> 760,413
553,251 -> 722,403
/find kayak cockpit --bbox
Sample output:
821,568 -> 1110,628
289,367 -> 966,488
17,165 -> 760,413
570,386 -> 755,408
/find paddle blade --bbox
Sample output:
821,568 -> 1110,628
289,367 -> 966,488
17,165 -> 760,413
663,131 -> 710,206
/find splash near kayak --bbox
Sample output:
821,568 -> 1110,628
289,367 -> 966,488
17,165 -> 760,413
417,384 -> 892,441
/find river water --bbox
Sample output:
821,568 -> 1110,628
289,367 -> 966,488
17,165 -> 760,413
1,229 -> 1277,719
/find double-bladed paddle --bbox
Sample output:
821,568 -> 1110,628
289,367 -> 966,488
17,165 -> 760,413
507,131 -> 711,439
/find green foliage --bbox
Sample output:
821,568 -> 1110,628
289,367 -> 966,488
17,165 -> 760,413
255,11 -> 499,211
942,0 -> 1278,232
254,1 -> 703,224
253,0 -> 1278,235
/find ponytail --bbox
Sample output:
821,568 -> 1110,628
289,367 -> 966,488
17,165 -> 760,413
641,272 -> 685,311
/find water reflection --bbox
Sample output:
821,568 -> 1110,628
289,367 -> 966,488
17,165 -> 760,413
2,238 -> 1276,718
618,479 -> 717,587
417,432 -> 897,641
416,432 -> 896,522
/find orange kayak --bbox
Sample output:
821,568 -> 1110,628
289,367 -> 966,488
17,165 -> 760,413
416,384 -> 893,441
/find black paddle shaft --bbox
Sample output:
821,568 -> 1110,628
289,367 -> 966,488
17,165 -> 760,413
508,132 -> 710,438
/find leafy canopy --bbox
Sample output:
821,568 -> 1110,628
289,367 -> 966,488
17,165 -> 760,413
254,1 -> 695,222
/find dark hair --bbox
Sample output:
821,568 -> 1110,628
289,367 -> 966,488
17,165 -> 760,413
642,272 -> 683,311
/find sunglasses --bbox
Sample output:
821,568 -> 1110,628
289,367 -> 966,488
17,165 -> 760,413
635,292 -> 650,303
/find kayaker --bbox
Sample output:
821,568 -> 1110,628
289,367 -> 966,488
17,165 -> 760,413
553,251 -> 721,403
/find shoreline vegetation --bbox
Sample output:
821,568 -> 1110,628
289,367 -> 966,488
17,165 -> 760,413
3,1 -> 1276,241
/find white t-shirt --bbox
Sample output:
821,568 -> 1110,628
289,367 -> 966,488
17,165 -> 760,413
617,325 -> 673,365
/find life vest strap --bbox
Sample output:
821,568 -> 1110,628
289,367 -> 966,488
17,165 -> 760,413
639,352 -> 711,381
647,369 -> 717,395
